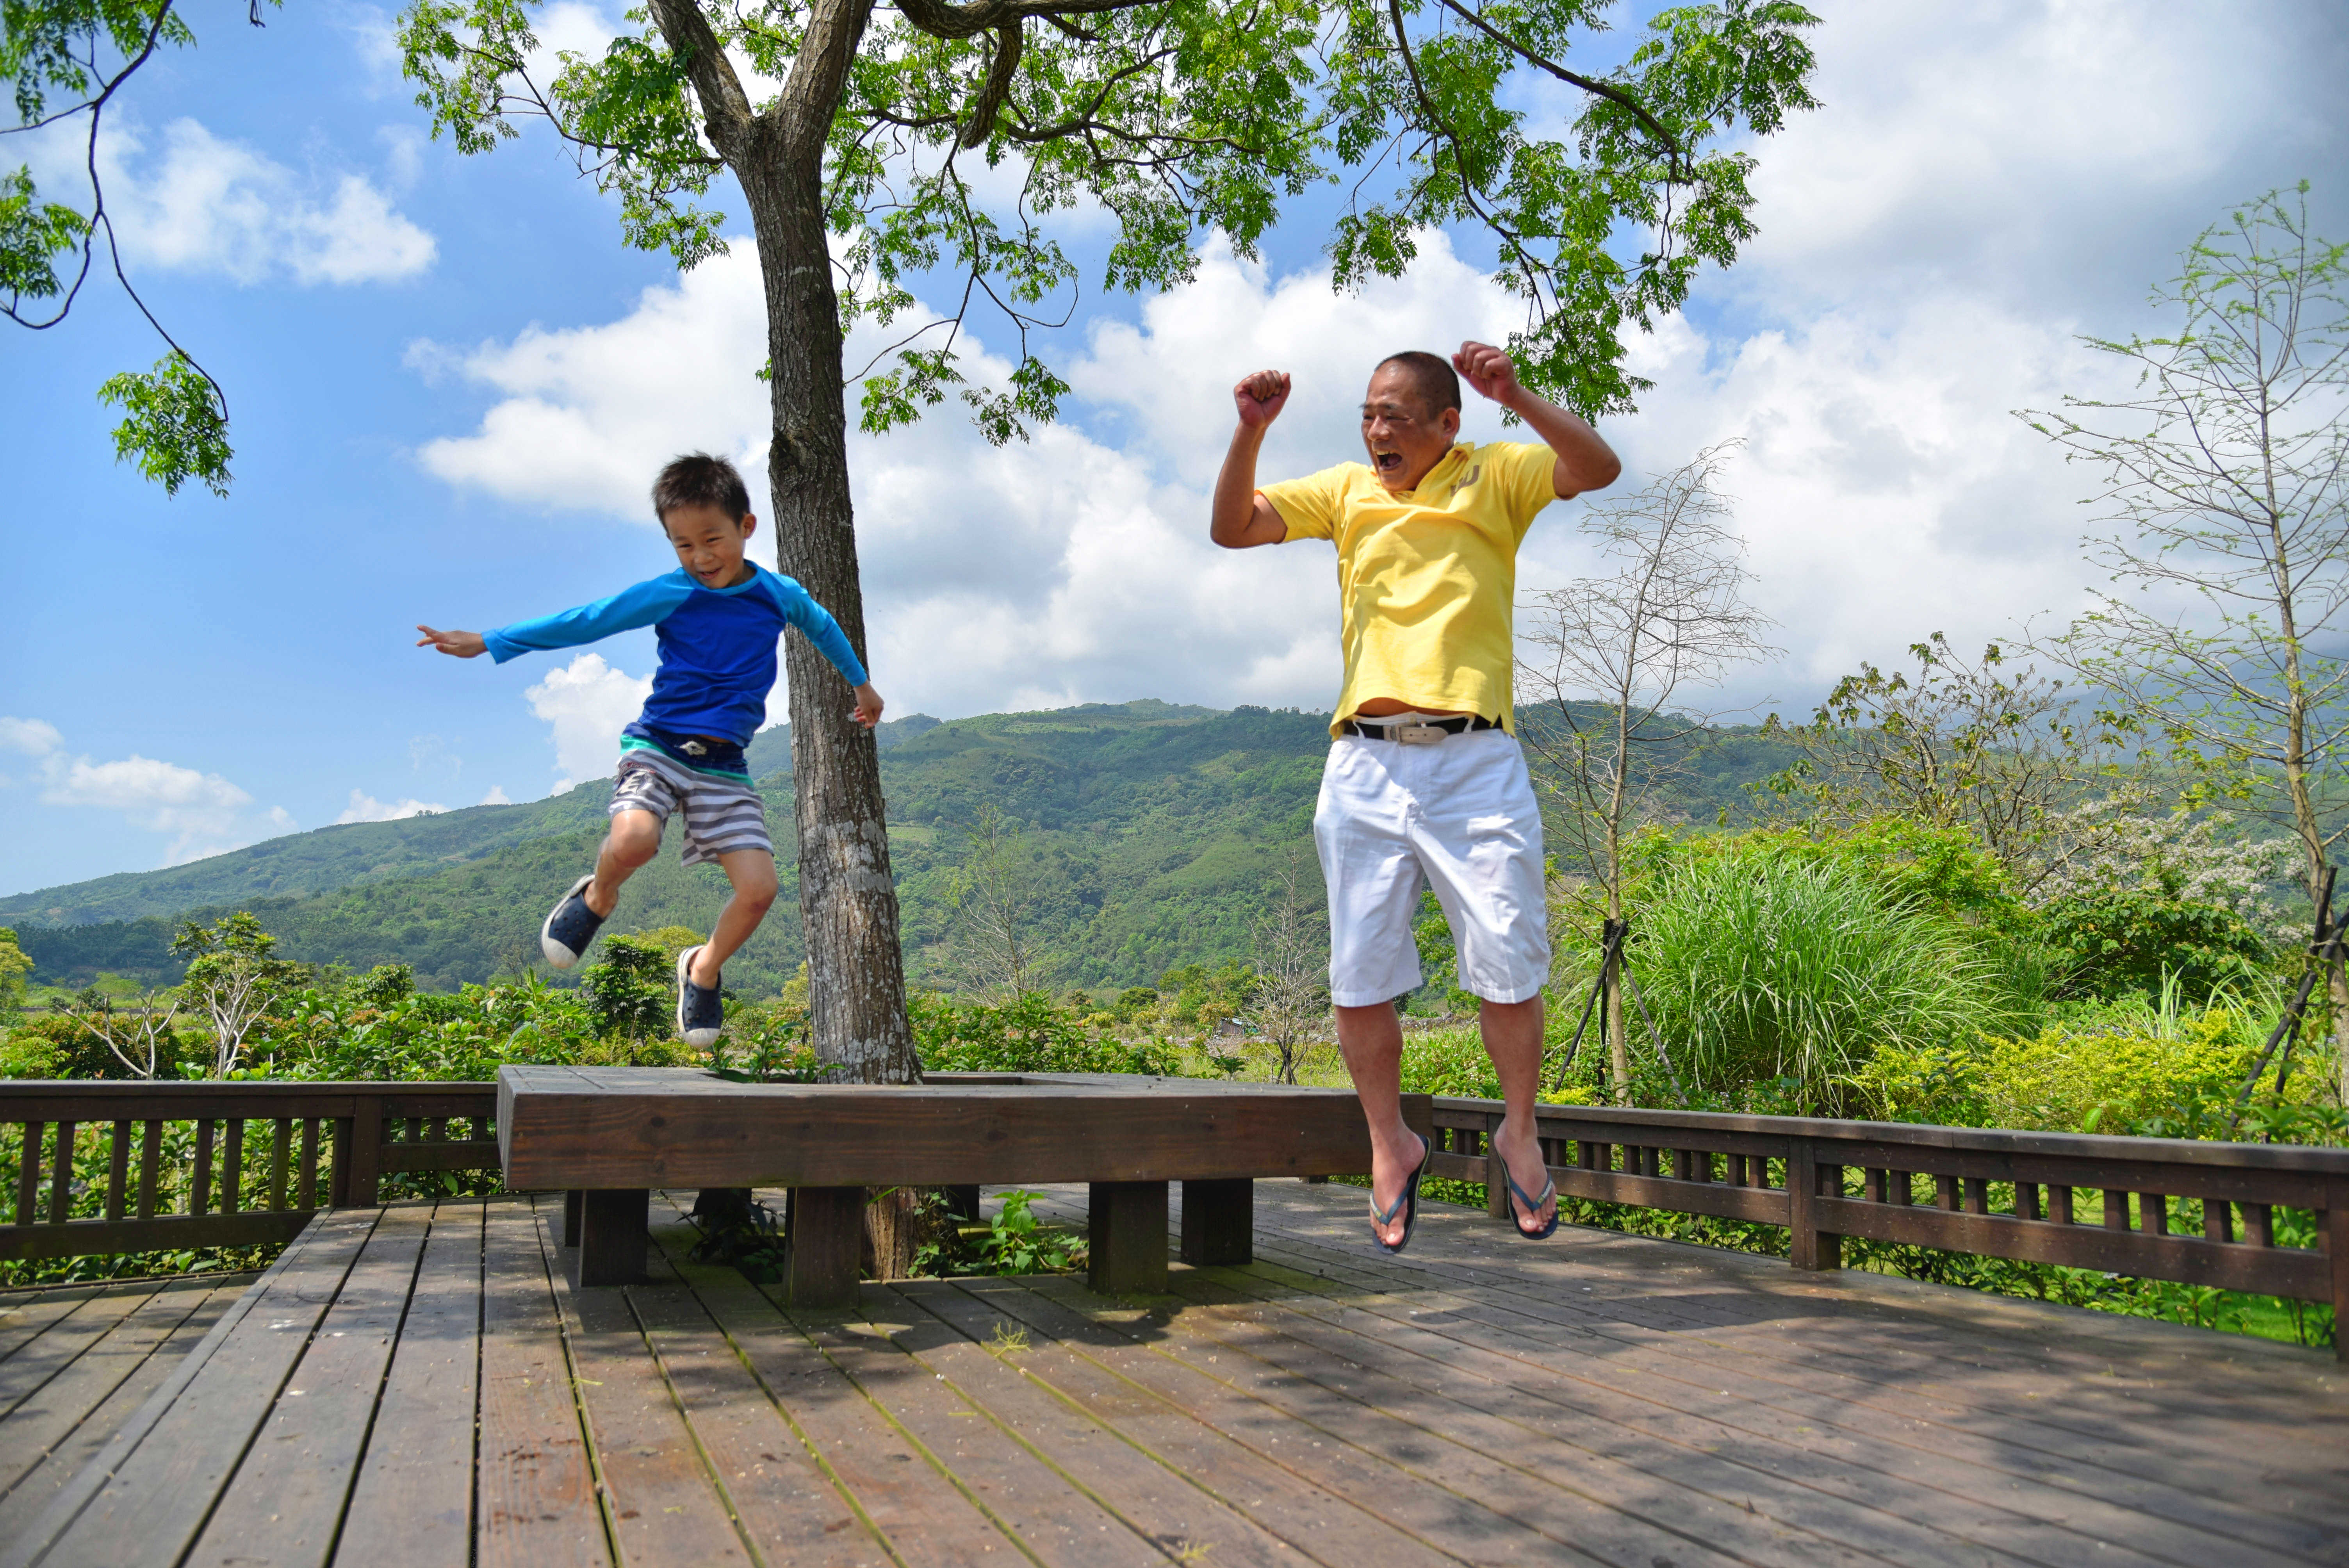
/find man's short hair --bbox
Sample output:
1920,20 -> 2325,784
1373,351 -> 1461,417
652,452 -> 752,525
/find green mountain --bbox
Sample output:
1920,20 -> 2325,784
7,700 -> 1797,998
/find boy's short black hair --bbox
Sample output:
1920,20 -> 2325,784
652,452 -> 752,526
1374,351 -> 1461,417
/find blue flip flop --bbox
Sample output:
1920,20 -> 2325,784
1371,1134 -> 1432,1255
1503,1153 -> 1560,1240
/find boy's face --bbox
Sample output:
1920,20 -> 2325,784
662,502 -> 758,588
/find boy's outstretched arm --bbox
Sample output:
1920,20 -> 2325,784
416,625 -> 487,658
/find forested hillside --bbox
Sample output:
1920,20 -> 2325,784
9,700 -> 1797,997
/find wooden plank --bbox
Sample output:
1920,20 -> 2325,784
1235,1191 -> 2349,1541
340,1204 -> 487,1568
0,1210 -> 315,1262
5,1208 -> 379,1568
497,1069 -> 1428,1188
549,1224 -> 750,1566
1172,1262 -> 2285,1568
0,1288 -> 157,1421
886,1279 -> 1307,1568
186,1206 -> 432,1566
954,1278 -> 1465,1568
1240,1197 -> 2349,1471
0,1281 -> 223,1507
0,1281 -> 239,1547
1032,1274 -> 1781,1568
631,1203 -> 880,1568
791,1283 -> 1151,1568
684,1262 -> 1021,1564
476,1198 -> 609,1568
0,1288 -> 123,1368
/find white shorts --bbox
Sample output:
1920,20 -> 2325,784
1312,730 -> 1551,1008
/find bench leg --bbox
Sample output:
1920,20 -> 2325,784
562,1189 -> 584,1248
788,1186 -> 864,1308
1180,1178 -> 1253,1266
574,1189 -> 649,1286
1088,1181 -> 1168,1294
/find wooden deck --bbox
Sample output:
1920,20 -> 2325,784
3,1183 -> 2345,1568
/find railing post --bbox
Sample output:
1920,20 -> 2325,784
1788,1138 -> 1841,1272
345,1096 -> 382,1208
2330,1177 -> 2349,1367
1485,1113 -> 1510,1222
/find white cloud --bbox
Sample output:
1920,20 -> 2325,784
406,0 -> 2348,725
526,652 -> 651,791
0,718 -> 62,757
337,789 -> 450,823
41,117 -> 437,287
39,751 -> 260,866
480,785 -> 513,806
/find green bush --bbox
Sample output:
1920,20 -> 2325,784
911,991 -> 1189,1076
1629,849 -> 2015,1112
2037,889 -> 2270,1001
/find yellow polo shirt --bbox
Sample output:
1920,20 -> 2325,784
1262,441 -> 1558,737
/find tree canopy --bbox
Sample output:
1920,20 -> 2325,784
397,0 -> 1821,438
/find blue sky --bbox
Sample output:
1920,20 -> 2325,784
4,0 -> 2345,896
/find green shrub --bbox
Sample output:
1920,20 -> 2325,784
912,992 -> 1189,1076
2037,889 -> 2270,1001
1630,850 -> 2013,1111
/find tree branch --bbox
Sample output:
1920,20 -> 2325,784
894,0 -> 1154,43
1434,0 -> 1685,177
958,20 -> 1022,149
644,0 -> 759,157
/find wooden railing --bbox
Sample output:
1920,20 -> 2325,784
0,1083 -> 501,1263
1432,1096 -> 2349,1356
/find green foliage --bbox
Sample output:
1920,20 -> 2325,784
911,991 -> 1188,1076
914,1190 -> 1087,1278
0,926 -> 29,1019
2036,887 -> 2270,1001
396,0 -> 1821,442
0,164 -> 86,300
577,932 -> 689,1047
97,351 -> 233,498
1621,845 -> 2020,1111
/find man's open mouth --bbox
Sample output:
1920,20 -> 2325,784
1372,449 -> 1404,473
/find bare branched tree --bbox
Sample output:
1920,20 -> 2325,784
948,803 -> 1043,1001
1249,850 -> 1328,1085
2022,184 -> 2349,1098
1764,634 -> 2113,899
70,989 -> 182,1080
1518,441 -> 1777,1099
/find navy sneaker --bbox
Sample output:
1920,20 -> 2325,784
677,945 -> 724,1047
540,874 -> 606,969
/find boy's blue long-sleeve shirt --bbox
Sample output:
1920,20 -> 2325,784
483,567 -> 868,747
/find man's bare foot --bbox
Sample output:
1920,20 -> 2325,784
1366,1127 -> 1427,1249
1491,1126 -> 1557,1236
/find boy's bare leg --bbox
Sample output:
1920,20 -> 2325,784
585,810 -> 663,917
686,849 -> 780,989
1480,995 -> 1558,1231
1334,1001 -> 1423,1248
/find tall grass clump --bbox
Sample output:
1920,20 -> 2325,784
1633,852 -> 2010,1112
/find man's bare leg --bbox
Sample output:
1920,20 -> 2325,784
1335,1001 -> 1426,1248
687,850 -> 779,988
1480,995 -> 1558,1233
584,809 -> 663,918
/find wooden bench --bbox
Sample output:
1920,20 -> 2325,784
495,1066 -> 1429,1301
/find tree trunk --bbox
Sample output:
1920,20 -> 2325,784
1604,922 -> 1629,1106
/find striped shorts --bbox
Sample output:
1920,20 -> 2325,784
608,752 -> 773,867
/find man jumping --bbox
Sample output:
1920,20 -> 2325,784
1211,341 -> 1620,1251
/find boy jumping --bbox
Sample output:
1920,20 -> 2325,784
417,452 -> 882,1046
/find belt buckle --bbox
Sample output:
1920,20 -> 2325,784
1395,722 -> 1444,745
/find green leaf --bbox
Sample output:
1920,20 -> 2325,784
97,353 -> 232,499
